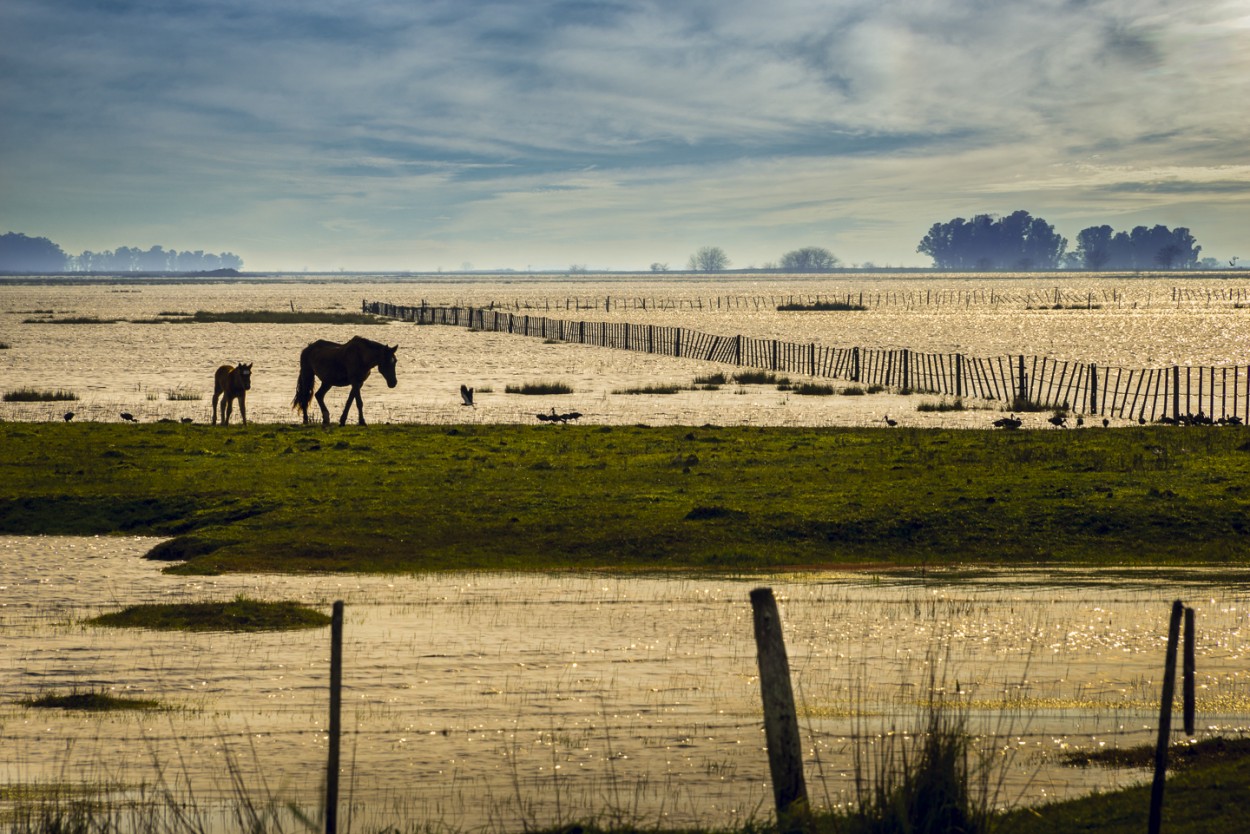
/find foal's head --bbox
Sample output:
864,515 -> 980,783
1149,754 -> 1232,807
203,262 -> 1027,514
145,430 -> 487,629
236,362 -> 253,390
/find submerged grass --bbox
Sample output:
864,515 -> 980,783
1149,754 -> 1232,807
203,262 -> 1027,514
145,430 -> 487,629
86,597 -> 332,631
507,381 -> 575,395
22,688 -> 164,712
1,423 -> 1248,574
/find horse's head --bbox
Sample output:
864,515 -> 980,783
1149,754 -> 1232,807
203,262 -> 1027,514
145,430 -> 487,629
379,345 -> 399,388
237,363 -> 253,390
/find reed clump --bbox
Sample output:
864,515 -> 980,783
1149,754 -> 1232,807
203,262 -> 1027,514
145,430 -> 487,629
4,388 -> 78,402
87,597 -> 332,632
507,381 -> 575,395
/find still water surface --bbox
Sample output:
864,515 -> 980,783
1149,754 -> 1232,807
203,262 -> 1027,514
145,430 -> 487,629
4,535 -> 1250,829
2,275 -> 1248,428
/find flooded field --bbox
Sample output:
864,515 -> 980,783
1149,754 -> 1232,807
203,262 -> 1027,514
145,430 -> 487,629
2,274 -> 1248,428
4,535 -> 1250,829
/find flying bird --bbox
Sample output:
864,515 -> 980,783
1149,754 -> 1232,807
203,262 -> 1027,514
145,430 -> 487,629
460,384 -> 474,406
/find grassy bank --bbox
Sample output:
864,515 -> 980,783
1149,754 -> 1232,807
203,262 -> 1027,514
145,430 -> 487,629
1,423 -> 1248,574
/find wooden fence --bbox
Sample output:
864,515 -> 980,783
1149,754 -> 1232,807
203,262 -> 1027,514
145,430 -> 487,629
364,301 -> 1250,421
387,285 -> 1250,313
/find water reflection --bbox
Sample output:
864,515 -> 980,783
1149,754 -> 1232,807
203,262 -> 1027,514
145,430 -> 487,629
4,535 -> 1249,828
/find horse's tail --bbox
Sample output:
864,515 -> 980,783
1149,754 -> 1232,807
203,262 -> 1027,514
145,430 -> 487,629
292,347 -> 315,419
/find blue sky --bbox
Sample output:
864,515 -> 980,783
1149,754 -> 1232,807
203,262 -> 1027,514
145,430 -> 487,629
2,0 -> 1248,271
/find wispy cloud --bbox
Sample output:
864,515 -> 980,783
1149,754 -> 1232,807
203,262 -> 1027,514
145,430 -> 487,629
2,0 -> 1247,267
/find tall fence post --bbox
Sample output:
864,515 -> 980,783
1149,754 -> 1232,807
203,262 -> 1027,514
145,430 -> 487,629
955,354 -> 964,398
1184,606 -> 1196,737
326,600 -> 344,834
1017,355 -> 1027,404
1148,599 -> 1184,834
749,587 -> 808,828
1089,363 -> 1098,415
1172,366 -> 1181,418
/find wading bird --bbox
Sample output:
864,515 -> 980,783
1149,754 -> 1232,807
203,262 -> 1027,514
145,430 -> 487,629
120,412 -> 136,422
460,384 -> 474,406
63,411 -> 74,422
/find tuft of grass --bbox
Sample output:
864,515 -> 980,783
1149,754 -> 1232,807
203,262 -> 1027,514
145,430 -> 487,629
693,372 -> 727,385
790,383 -> 836,395
841,386 -> 866,396
506,381 -> 574,395
4,388 -> 78,402
166,388 -> 202,401
866,384 -> 886,394
732,370 -> 790,385
87,597 -> 332,632
23,688 -> 164,712
917,397 -> 968,412
1009,394 -> 1058,413
0,341 -> 10,349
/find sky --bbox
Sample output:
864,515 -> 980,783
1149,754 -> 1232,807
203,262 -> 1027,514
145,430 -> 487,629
2,0 -> 1249,272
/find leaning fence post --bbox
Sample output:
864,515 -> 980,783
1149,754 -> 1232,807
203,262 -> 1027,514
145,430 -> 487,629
749,587 -> 808,828
1148,599 -> 1184,834
326,600 -> 344,834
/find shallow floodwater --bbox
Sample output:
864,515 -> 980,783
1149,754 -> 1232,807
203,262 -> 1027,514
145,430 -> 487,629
4,536 -> 1250,829
2,274 -> 1248,428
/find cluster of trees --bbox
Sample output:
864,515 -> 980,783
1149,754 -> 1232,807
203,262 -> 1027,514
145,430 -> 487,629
0,232 -> 244,273
916,211 -> 1203,270
1073,224 -> 1201,270
682,245 -> 843,272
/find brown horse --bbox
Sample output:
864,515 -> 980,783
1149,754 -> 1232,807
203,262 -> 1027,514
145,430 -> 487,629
292,336 -> 398,426
213,362 -> 253,426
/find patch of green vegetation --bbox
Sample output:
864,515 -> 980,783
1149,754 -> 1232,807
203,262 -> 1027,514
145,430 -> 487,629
87,597 -> 331,632
23,688 -> 164,712
506,381 -> 574,395
1001,736 -> 1250,834
777,301 -> 868,311
4,388 -> 78,402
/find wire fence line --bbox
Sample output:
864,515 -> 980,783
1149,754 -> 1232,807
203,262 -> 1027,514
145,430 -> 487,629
364,301 -> 1250,422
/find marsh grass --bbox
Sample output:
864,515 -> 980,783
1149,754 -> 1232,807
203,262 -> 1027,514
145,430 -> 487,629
22,316 -> 119,324
507,381 -> 575,395
86,597 -> 332,632
841,386 -> 866,396
694,373 -> 728,385
4,388 -> 78,402
1008,395 -> 1057,413
916,397 -> 969,412
789,383 -> 836,395
732,371 -> 790,385
165,388 -> 202,401
23,688 -> 164,712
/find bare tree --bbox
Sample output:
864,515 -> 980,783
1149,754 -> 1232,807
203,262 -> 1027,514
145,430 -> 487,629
688,246 -> 730,271
779,246 -> 841,272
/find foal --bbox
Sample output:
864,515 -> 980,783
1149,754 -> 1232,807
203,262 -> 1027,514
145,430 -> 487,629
213,362 -> 253,425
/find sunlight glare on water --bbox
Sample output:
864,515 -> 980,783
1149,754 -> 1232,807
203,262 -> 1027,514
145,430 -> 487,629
4,536 -> 1250,829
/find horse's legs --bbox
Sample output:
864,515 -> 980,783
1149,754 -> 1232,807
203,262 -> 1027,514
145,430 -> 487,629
212,388 -> 221,425
238,392 -> 247,426
223,396 -> 232,425
314,381 -> 333,426
340,384 -> 364,426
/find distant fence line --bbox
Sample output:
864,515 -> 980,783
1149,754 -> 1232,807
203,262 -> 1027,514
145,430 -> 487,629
385,286 -> 1250,313
364,301 -> 1250,421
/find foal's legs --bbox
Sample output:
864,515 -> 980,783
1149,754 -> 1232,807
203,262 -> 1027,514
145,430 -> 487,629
212,387 -> 222,425
222,396 -> 233,425
238,392 -> 247,426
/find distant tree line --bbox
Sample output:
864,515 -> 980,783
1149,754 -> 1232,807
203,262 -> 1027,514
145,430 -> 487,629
916,211 -> 1203,270
686,245 -> 843,272
0,231 -> 243,273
